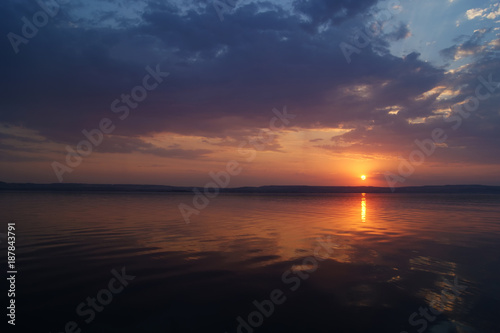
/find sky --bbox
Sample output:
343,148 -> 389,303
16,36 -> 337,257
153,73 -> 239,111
0,0 -> 499,187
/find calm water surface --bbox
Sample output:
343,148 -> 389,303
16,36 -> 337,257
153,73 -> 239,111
1,192 -> 499,332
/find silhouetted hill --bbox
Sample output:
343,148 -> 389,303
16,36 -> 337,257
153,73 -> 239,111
1,182 -> 500,194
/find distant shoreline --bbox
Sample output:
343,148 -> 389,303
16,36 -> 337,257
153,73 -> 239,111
1,182 -> 500,194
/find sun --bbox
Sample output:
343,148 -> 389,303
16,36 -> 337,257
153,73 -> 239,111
361,175 -> 367,181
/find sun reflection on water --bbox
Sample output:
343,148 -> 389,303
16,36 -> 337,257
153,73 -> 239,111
361,193 -> 366,223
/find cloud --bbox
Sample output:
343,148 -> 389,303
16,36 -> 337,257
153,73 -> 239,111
97,136 -> 213,159
385,22 -> 411,41
440,28 -> 491,60
466,8 -> 486,20
0,0 -> 499,173
293,0 -> 379,32
1,0 -> 441,142
318,51 -> 500,164
466,3 -> 500,20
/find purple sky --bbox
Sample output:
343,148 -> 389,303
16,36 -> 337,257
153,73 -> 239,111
1,0 -> 499,186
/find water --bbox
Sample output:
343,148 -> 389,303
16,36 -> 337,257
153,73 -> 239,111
1,192 -> 499,332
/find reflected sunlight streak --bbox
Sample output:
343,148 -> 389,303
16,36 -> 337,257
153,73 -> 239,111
361,193 -> 366,223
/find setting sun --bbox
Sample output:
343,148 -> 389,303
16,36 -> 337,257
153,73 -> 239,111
361,175 -> 367,181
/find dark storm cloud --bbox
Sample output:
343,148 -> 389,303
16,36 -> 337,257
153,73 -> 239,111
0,0 -> 499,164
96,136 -> 213,158
293,0 -> 379,32
0,131 -> 47,144
385,22 -> 410,41
0,150 -> 50,162
321,52 -> 500,163
440,28 -> 491,60
1,0 -> 390,143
